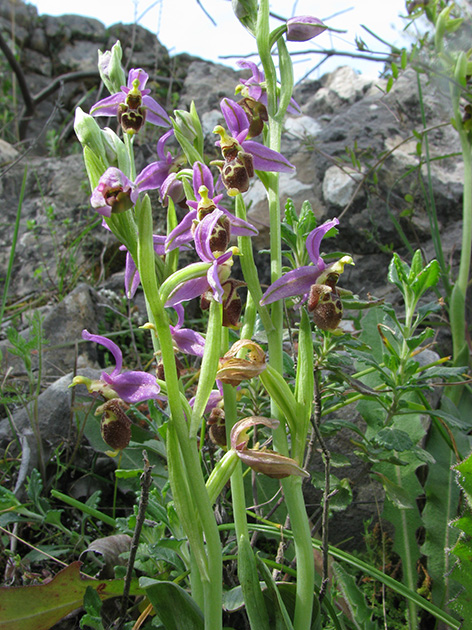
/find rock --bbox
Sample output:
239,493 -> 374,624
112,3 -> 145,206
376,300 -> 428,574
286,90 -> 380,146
179,60 -> 241,113
0,283 -> 113,384
0,368 -> 101,485
322,165 -> 365,208
0,139 -> 19,165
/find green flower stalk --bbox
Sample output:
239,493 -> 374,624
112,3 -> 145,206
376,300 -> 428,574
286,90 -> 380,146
136,195 -> 223,629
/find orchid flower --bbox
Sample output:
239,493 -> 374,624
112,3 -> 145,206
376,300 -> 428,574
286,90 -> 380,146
236,60 -> 301,115
91,163 -> 170,217
216,339 -> 266,386
189,381 -> 224,415
151,130 -> 186,206
170,304 -> 206,357
90,68 -> 171,134
260,218 -> 353,306
230,417 -> 309,479
73,330 -> 162,404
166,162 -> 257,252
166,211 -> 236,307
213,98 -> 294,195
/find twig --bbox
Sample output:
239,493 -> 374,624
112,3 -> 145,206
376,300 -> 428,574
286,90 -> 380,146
0,29 -> 34,123
272,513 -> 291,581
310,370 -> 331,603
115,451 -> 153,630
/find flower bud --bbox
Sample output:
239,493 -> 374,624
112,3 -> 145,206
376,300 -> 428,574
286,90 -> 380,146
98,41 -> 127,95
74,107 -> 106,157
286,16 -> 327,42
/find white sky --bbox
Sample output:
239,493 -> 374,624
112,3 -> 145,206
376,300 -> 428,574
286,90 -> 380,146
30,0 -> 410,80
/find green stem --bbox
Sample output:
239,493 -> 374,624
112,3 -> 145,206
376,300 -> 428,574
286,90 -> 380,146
449,120 -> 471,370
255,3 -> 315,628
223,335 -> 270,630
137,195 -> 222,630
235,194 -> 274,334
190,299 -> 222,438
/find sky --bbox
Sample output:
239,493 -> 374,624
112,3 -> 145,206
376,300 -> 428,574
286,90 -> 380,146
30,0 -> 411,80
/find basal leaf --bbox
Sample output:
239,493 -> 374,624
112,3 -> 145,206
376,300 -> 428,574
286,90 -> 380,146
0,561 -> 142,630
373,472 -> 417,509
140,578 -> 204,630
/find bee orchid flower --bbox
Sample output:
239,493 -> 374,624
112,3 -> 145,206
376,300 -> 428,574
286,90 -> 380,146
260,218 -> 353,307
72,330 -> 162,404
90,67 -> 171,134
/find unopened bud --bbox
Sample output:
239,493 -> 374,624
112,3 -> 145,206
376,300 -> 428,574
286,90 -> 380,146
286,16 -> 327,42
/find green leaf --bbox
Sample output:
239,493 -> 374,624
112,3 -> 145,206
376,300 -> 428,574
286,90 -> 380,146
421,423 -> 461,607
297,200 -> 317,236
284,198 -> 298,227
410,259 -> 440,298
408,249 -> 423,281
449,450 -> 472,621
256,555 -> 294,630
140,578 -> 204,630
79,586 -> 104,630
401,48 -> 408,70
281,223 -> 297,251
388,253 -> 410,293
373,472 -> 417,509
0,562 -> 142,630
373,428 -> 413,452
238,535 -> 270,630
332,562 -> 379,630
0,486 -> 21,511
405,327 -> 434,352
